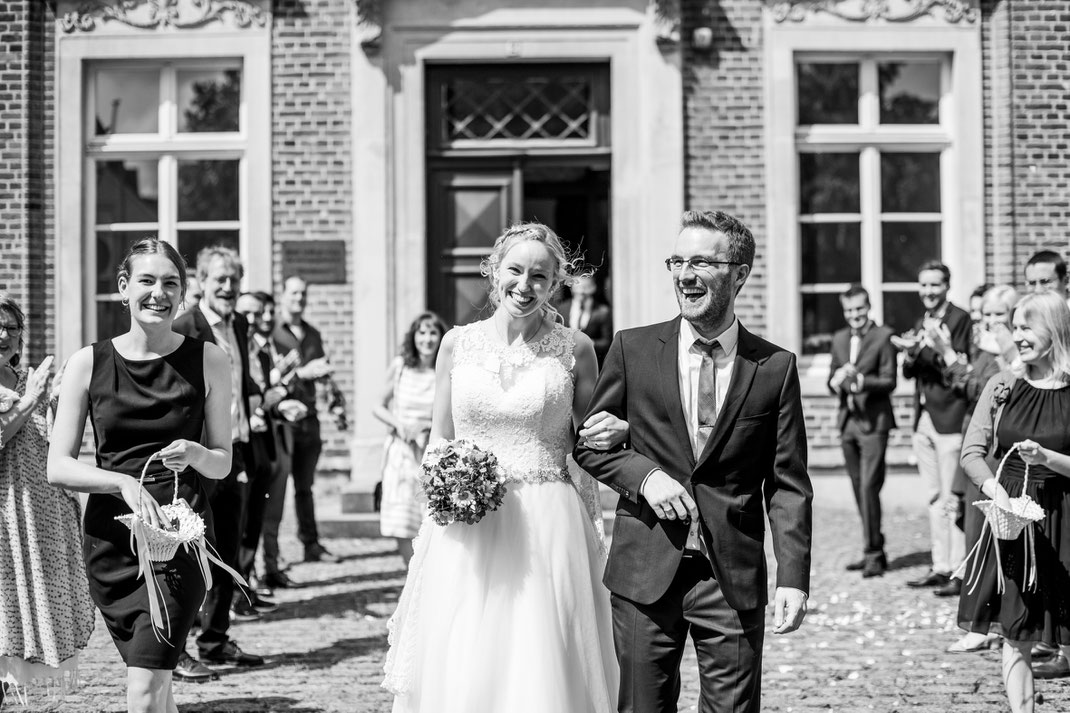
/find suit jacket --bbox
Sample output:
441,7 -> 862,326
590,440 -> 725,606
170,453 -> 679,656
172,305 -> 257,441
902,302 -> 971,433
574,317 -> 813,611
828,322 -> 897,434
559,297 -> 613,364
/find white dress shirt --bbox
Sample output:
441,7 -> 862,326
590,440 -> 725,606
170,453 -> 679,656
678,317 -> 739,459
202,301 -> 250,443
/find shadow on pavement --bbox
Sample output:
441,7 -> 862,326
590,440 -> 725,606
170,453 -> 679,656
274,634 -> 388,671
181,696 -> 322,712
265,585 -> 403,622
300,569 -> 408,589
888,550 -> 932,572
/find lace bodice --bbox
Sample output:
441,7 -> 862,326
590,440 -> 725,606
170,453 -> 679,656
452,322 -> 575,484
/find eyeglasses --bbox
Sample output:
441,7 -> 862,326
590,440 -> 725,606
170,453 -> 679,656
0,323 -> 22,336
664,257 -> 742,273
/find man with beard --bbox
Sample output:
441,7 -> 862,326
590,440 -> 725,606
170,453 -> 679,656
173,247 -> 264,675
575,210 -> 813,713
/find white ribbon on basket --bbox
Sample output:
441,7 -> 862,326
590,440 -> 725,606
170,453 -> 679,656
956,443 -> 1046,595
118,453 -> 249,644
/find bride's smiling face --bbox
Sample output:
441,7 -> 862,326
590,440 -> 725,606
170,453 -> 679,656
496,240 -> 558,319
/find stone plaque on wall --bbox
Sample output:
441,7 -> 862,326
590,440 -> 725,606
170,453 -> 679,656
280,240 -> 347,284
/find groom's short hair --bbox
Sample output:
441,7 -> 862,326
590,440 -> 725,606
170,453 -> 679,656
679,210 -> 755,269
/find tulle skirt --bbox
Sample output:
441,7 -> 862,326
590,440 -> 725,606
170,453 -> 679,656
383,479 -> 618,713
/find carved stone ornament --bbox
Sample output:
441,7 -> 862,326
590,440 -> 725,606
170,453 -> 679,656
652,0 -> 680,46
771,0 -> 978,24
354,0 -> 383,54
60,0 -> 268,33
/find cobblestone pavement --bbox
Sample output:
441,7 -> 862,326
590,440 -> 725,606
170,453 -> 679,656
7,474 -> 1070,712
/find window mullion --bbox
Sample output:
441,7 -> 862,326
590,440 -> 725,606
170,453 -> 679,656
160,64 -> 176,139
159,155 -> 177,247
860,145 -> 883,324
859,59 -> 879,130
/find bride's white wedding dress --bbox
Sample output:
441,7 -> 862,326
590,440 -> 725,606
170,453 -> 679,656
383,321 -> 618,713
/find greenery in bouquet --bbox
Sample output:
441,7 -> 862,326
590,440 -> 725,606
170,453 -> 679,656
420,439 -> 506,525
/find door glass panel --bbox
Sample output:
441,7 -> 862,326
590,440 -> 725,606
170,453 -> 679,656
96,160 -> 159,224
178,230 -> 240,271
882,291 -> 920,334
178,68 -> 241,133
797,63 -> 859,125
95,69 -> 159,135
450,186 -> 506,249
178,160 -> 240,221
882,222 -> 941,282
880,62 -> 940,124
801,293 -> 843,355
452,275 -> 490,326
801,223 -> 862,284
881,153 -> 941,213
800,153 -> 860,214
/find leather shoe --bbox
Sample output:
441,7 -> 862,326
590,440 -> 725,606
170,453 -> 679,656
304,543 -> 340,563
250,592 -> 278,613
907,570 -> 950,588
862,560 -> 887,578
174,651 -> 216,682
199,640 -> 264,667
1033,652 -> 1070,679
845,559 -> 865,572
230,599 -> 262,622
934,577 -> 963,597
263,571 -> 296,589
1032,641 -> 1058,659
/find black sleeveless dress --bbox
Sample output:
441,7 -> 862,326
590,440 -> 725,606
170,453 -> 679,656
958,380 -> 1070,644
83,338 -> 215,669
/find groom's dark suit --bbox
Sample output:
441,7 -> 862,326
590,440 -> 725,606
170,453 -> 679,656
575,316 -> 813,712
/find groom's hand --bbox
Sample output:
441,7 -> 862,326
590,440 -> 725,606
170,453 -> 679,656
772,587 -> 808,635
641,470 -> 698,521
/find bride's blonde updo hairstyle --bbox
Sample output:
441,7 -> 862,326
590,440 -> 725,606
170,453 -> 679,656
480,223 -> 590,322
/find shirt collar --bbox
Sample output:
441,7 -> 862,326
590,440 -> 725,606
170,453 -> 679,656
200,300 -> 229,327
680,316 -> 739,356
925,301 -> 950,321
851,320 -> 873,338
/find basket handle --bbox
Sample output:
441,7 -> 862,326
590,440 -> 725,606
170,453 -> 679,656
994,442 -> 1030,491
135,453 -> 182,519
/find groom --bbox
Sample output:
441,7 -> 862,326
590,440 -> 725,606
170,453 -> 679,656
575,210 -> 813,713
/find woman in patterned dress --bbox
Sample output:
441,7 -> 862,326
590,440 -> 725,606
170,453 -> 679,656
0,293 -> 94,705
374,311 -> 448,566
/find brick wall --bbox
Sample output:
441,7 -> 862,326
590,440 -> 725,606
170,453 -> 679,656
0,0 -> 53,365
272,0 -> 354,471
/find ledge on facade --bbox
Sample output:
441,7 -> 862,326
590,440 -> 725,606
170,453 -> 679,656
765,0 -> 979,24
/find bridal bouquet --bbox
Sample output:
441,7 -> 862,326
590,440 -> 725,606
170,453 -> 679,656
420,439 -> 506,526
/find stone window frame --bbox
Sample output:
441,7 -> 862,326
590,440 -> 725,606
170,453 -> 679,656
57,31 -> 271,357
763,13 -> 984,394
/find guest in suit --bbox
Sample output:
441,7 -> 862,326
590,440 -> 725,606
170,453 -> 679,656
172,246 -> 264,671
559,274 -> 613,365
893,260 -> 971,593
1024,250 -> 1068,300
575,210 -> 813,713
829,284 -> 896,578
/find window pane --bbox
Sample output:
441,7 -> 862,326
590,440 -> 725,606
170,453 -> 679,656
801,223 -> 862,284
881,153 -> 941,213
94,69 -> 159,135
96,160 -> 159,224
880,62 -> 940,124
178,68 -> 241,133
451,188 -> 506,249
800,153 -> 860,214
801,293 -> 843,355
96,231 -> 156,293
882,222 -> 941,282
97,300 -> 129,341
797,63 -> 858,125
177,160 -> 239,221
882,291 -> 920,335
178,230 -> 240,271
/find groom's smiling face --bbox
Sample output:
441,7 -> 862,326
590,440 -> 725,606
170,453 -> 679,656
672,227 -> 743,333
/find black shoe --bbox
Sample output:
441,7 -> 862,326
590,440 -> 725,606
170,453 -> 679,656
199,640 -> 264,667
862,560 -> 887,578
230,599 -> 262,623
845,559 -> 866,572
250,592 -> 278,613
907,570 -> 950,588
1033,653 -> 1070,679
174,651 -> 217,682
304,543 -> 340,563
263,571 -> 296,589
1033,641 -> 1059,659
934,577 -> 963,597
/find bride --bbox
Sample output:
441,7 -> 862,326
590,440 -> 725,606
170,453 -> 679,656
382,223 -> 624,712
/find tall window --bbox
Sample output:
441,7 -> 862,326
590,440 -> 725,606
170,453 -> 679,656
87,60 -> 244,339
796,56 -> 948,354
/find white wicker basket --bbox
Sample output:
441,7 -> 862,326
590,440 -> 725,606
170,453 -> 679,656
973,444 -> 1045,541
115,454 -> 205,562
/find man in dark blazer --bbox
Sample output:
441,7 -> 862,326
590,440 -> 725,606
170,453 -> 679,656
173,246 -> 264,672
829,284 -> 897,578
575,210 -> 813,713
559,274 -> 613,365
894,260 -> 971,594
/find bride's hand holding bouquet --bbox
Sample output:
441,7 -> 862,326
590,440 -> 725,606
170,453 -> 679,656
420,439 -> 506,526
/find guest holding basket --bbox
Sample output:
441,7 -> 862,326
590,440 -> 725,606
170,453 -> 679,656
48,238 -> 234,713
956,291 -> 1070,713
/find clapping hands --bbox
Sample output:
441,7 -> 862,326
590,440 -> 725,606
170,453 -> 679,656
23,355 -> 54,408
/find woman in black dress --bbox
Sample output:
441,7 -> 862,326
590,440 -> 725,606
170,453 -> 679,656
958,291 -> 1070,713
48,238 -> 232,713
